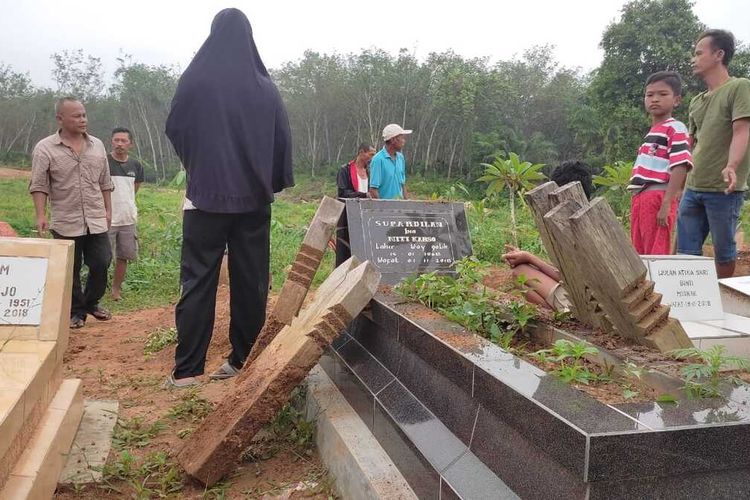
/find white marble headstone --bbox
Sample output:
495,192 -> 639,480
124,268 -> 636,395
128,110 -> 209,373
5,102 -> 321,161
641,255 -> 723,321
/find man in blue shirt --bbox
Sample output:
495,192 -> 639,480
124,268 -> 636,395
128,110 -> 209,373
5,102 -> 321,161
369,123 -> 412,199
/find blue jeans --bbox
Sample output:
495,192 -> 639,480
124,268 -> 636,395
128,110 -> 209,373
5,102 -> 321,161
676,189 -> 743,264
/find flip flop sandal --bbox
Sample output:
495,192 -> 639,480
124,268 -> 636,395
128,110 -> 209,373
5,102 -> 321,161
208,361 -> 241,380
163,371 -> 199,389
70,316 -> 86,329
89,307 -> 112,321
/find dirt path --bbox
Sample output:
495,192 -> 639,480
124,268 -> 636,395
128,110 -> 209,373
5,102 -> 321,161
55,285 -> 333,499
0,166 -> 30,179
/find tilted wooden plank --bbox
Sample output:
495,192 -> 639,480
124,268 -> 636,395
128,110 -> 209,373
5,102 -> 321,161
177,261 -> 381,486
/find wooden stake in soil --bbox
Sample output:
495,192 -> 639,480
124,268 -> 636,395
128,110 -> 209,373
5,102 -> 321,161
177,261 -> 381,486
244,196 -> 344,367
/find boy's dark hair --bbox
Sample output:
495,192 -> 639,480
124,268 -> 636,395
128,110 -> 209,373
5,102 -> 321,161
550,161 -> 594,200
357,142 -> 373,153
698,29 -> 735,66
645,71 -> 682,96
111,127 -> 133,140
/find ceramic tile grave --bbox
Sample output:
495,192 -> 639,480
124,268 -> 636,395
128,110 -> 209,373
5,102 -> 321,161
345,199 -> 472,284
325,289 -> 750,499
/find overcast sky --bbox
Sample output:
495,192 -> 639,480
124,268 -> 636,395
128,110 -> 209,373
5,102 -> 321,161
2,0 -> 749,87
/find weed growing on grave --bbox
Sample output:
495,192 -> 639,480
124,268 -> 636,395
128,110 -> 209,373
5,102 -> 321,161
670,345 -> 750,398
112,416 -> 166,451
533,339 -> 601,385
397,256 -> 538,351
620,361 -> 646,400
167,388 -> 214,422
143,327 -> 178,356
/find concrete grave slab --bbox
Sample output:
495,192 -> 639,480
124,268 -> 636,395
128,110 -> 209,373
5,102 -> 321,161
60,400 -> 119,485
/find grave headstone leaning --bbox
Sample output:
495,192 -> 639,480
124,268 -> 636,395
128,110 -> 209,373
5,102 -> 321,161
177,258 -> 380,486
0,237 -> 84,499
345,199 -> 473,284
526,183 -> 692,353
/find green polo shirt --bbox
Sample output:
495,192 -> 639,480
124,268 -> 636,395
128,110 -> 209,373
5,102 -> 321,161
687,77 -> 750,192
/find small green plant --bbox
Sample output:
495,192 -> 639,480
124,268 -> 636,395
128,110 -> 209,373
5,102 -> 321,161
478,152 -> 546,247
670,345 -> 750,398
167,388 -> 214,422
143,327 -> 178,356
271,386 -> 315,451
112,416 -> 166,451
508,301 -> 537,335
100,451 -> 183,498
534,339 -> 600,385
592,161 -> 633,222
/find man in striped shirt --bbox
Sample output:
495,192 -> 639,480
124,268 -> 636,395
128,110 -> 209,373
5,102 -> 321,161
628,71 -> 693,255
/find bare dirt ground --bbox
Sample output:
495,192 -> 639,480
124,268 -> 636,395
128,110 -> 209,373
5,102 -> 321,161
54,286 -> 334,499
0,166 -> 30,179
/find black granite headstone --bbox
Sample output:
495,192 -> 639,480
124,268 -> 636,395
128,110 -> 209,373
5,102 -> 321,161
345,199 -> 472,284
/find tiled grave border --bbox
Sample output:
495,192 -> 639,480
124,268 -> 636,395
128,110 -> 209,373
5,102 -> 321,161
323,291 -> 750,499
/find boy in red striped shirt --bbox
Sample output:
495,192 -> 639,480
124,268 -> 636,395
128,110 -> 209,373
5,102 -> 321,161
628,71 -> 693,254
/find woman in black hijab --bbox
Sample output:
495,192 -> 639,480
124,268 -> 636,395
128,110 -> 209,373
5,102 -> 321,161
165,8 -> 293,386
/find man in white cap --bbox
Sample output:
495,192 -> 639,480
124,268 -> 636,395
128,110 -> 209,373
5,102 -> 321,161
369,123 -> 412,199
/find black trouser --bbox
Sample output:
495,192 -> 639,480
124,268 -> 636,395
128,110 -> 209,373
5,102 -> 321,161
52,230 -> 112,319
174,208 -> 270,378
335,211 -> 351,267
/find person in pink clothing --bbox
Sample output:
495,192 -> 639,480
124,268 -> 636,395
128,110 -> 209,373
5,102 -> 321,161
628,71 -> 693,255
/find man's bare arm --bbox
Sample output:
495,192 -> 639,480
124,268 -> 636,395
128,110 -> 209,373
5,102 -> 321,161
724,118 -> 750,193
31,192 -> 48,234
369,187 -> 380,199
103,189 -> 112,228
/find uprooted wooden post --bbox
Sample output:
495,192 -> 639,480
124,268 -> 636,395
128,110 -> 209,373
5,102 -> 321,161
525,181 -> 598,327
243,196 -> 344,368
566,197 -> 692,352
177,258 -> 381,486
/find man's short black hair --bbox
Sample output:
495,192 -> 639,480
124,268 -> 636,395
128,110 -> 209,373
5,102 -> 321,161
645,71 -> 682,96
111,127 -> 133,140
698,29 -> 736,66
550,161 -> 594,200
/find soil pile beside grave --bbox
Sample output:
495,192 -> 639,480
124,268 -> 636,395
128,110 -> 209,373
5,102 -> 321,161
55,285 -> 333,499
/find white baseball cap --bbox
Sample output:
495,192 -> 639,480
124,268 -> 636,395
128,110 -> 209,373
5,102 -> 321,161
382,123 -> 413,142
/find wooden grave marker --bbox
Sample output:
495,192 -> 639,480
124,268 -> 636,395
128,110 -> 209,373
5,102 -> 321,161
243,196 -> 344,367
177,259 -> 381,486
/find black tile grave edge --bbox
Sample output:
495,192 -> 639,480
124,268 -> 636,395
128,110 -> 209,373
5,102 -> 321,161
371,294 -> 639,435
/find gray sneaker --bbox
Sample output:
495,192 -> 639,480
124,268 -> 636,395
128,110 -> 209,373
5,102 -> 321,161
209,361 -> 241,380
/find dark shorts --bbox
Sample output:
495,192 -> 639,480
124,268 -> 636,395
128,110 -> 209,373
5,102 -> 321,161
108,224 -> 138,261
676,189 -> 743,264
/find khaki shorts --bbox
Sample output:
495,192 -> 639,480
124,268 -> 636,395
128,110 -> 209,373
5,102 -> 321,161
546,283 -> 572,313
108,224 -> 138,261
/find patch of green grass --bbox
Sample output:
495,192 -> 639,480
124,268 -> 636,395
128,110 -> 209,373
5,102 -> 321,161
166,388 -> 213,422
143,327 -> 178,356
0,179 -> 36,236
99,450 -> 183,498
112,416 -> 166,451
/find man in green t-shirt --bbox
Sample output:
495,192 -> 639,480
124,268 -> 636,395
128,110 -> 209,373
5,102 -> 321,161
677,29 -> 750,278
